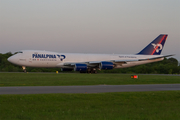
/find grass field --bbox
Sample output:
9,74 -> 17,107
0,91 -> 180,120
0,73 -> 180,86
1,73 -> 180,120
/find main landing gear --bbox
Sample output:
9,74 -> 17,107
22,66 -> 26,73
87,68 -> 97,74
79,68 -> 97,74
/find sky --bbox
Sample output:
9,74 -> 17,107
0,0 -> 180,61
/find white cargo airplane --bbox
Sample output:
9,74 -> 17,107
8,34 -> 173,73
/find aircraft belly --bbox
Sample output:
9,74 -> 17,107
22,60 -> 60,68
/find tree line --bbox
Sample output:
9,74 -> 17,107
0,52 -> 180,74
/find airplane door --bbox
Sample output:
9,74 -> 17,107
29,58 -> 32,63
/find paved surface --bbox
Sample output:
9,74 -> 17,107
0,84 -> 180,94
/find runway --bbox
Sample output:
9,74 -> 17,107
0,84 -> 180,94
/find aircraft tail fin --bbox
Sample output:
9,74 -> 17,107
137,34 -> 168,55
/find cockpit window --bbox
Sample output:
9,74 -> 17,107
14,51 -> 23,54
18,51 -> 23,53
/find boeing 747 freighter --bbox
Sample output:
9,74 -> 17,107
8,34 -> 173,73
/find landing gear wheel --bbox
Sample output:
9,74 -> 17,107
87,68 -> 97,74
90,70 -> 97,74
87,69 -> 91,74
22,66 -> 26,73
80,71 -> 86,73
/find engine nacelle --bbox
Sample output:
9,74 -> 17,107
61,68 -> 73,71
99,61 -> 114,70
74,63 -> 87,71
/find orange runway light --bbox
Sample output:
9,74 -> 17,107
131,75 -> 138,79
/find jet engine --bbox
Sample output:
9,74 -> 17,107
74,63 -> 87,71
99,61 -> 114,70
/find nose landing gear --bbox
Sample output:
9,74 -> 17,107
22,66 -> 26,73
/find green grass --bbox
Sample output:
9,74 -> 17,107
0,73 -> 180,86
1,91 -> 180,120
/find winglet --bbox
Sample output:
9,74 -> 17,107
137,34 -> 168,55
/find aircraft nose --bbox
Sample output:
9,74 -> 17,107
7,56 -> 18,64
8,56 -> 14,63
